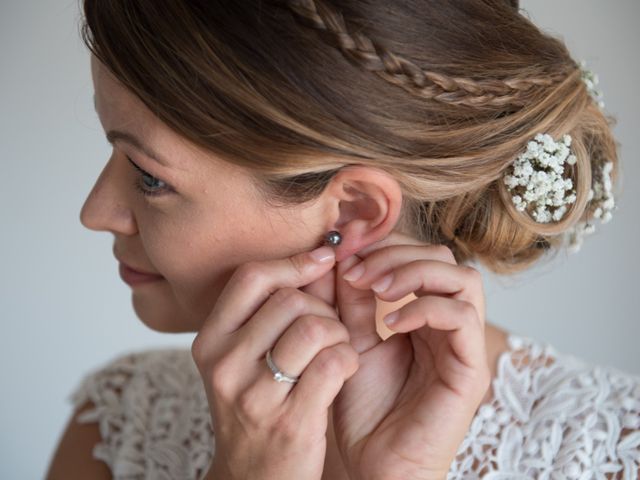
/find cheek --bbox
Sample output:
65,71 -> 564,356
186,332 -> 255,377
139,215 -> 251,319
162,267 -> 231,324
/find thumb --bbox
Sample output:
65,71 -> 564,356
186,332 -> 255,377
336,254 -> 381,354
201,245 -> 336,338
299,266 -> 336,309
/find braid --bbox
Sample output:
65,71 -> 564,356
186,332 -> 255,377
281,0 -> 576,108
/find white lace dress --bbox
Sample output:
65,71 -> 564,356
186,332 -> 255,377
68,333 -> 640,479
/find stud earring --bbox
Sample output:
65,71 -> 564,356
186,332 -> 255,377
324,230 -> 342,246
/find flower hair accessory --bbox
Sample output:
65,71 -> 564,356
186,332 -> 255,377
565,160 -> 615,254
503,133 -> 578,224
502,61 -> 616,254
503,132 -> 616,253
580,60 -> 605,110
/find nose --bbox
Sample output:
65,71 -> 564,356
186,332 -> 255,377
79,157 -> 137,235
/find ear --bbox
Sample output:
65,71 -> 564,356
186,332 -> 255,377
322,165 -> 403,262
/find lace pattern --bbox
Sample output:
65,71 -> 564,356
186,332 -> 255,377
68,333 -> 640,479
69,349 -> 214,480
447,335 -> 640,479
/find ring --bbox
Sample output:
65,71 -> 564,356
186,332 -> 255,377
265,349 -> 300,384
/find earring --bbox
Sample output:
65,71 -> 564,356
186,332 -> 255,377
324,230 -> 342,246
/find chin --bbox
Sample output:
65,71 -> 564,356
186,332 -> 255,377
130,291 -> 199,333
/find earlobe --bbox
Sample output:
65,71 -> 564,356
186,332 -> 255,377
326,166 -> 403,262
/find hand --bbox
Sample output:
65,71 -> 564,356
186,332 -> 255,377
191,246 -> 360,480
333,232 -> 491,480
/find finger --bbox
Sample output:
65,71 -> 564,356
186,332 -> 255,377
287,342 -> 359,415
201,246 -> 337,339
335,253 -> 380,353
198,289 -> 340,412
355,231 -> 430,259
338,237 -> 451,350
271,315 -> 350,378
382,295 -> 485,370
300,266 -> 336,307
249,315 -> 350,405
234,288 -> 339,359
341,244 -> 457,287
345,257 -> 485,326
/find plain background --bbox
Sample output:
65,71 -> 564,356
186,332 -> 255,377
1,1 -> 638,478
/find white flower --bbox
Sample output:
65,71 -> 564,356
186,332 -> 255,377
580,60 -> 606,110
504,125 -> 616,255
541,134 -> 556,152
504,133 -> 578,223
552,205 -> 567,221
527,141 -> 541,155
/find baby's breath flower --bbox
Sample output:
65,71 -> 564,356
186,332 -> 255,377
564,160 -> 617,253
580,60 -> 606,109
503,133 -> 577,224
501,63 -> 615,255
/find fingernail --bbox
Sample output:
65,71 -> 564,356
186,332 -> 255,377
371,272 -> 393,293
383,310 -> 399,327
309,246 -> 335,263
342,263 -> 365,282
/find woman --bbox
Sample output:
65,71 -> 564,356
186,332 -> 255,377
47,1 -> 640,479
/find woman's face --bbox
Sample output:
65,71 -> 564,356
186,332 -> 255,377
81,56 -> 331,333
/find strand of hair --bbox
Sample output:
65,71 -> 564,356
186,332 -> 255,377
282,0 -> 573,108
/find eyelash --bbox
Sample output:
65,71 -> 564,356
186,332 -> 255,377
127,157 -> 172,198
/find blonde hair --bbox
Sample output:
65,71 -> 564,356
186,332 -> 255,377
80,0 -> 620,274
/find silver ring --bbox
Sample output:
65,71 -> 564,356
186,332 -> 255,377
265,349 -> 300,384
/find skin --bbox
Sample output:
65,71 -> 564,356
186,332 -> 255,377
82,54 -> 509,479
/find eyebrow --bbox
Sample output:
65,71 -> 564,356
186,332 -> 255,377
105,130 -> 170,167
93,95 -> 169,167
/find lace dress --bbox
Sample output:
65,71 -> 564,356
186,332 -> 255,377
68,333 -> 640,479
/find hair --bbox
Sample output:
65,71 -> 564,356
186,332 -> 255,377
79,0 -> 620,275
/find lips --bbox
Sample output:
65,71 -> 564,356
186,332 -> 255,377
114,251 -> 163,277
118,262 -> 164,286
113,244 -> 164,286
119,261 -> 162,277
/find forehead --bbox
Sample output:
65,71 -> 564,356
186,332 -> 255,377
90,56 -> 177,153
91,56 -> 148,125
89,55 -> 253,181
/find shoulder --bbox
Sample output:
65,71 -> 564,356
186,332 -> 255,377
47,347 -> 209,480
68,346 -> 203,435
45,398 -> 112,479
451,333 -> 640,478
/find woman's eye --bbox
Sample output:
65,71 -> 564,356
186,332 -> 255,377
127,157 -> 172,198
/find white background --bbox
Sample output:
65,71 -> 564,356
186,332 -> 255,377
1,1 -> 638,478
